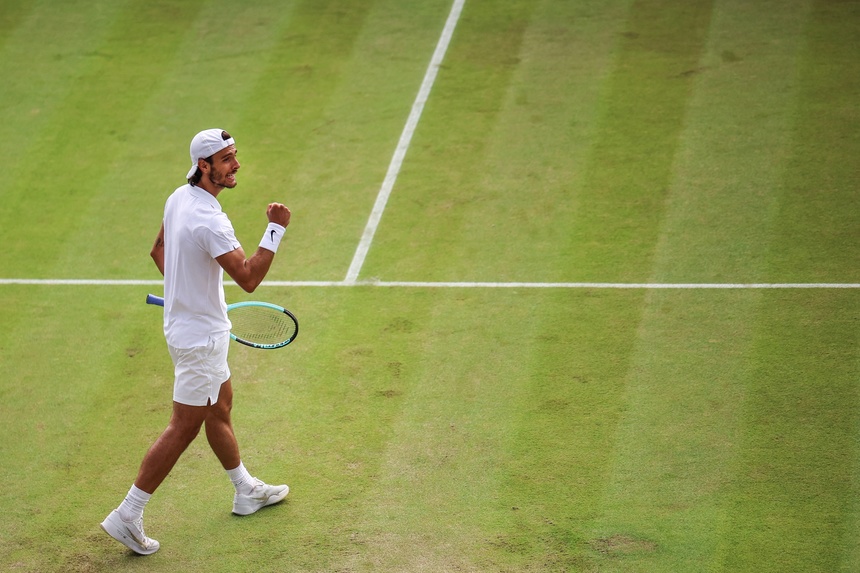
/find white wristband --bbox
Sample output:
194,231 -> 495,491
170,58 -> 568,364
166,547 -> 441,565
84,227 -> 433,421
259,222 -> 286,253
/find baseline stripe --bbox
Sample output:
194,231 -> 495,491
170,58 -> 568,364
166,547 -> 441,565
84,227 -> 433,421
1,279 -> 857,289
0,279 -> 165,286
366,282 -> 860,289
344,0 -> 466,284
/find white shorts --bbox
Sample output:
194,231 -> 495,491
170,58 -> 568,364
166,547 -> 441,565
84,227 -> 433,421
168,332 -> 231,406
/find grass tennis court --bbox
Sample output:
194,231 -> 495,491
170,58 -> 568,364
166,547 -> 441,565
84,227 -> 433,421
1,0 -> 858,571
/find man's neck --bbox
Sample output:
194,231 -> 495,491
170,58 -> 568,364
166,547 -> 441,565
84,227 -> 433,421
196,179 -> 223,198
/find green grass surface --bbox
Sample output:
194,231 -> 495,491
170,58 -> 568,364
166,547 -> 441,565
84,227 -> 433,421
0,0 -> 858,571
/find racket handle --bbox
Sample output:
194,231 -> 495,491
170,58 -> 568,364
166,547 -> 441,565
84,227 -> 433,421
146,294 -> 165,307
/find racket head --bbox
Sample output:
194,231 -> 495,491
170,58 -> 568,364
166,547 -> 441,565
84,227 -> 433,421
226,301 -> 299,349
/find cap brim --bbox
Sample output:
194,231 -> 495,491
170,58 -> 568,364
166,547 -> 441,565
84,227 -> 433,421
186,164 -> 198,179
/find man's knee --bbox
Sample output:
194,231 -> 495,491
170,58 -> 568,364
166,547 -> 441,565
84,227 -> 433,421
212,381 -> 234,416
208,399 -> 232,427
168,403 -> 208,441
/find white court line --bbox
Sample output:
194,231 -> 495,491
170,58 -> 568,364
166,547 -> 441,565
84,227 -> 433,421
0,279 -> 857,289
343,0 -> 466,284
362,282 -> 860,289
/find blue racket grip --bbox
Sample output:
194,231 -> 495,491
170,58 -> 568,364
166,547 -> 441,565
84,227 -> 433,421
146,294 -> 165,306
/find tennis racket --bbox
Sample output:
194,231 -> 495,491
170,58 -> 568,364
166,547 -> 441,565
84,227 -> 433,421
146,294 -> 298,349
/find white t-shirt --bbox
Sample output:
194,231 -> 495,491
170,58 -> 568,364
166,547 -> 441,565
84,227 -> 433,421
162,184 -> 240,348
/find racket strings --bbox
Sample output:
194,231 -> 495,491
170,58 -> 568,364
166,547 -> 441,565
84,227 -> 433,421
229,305 -> 296,345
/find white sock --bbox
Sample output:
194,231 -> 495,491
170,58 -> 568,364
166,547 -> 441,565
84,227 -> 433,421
226,462 -> 255,494
118,484 -> 151,522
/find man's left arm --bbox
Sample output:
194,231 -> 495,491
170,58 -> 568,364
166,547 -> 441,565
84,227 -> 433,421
217,246 -> 276,293
217,202 -> 290,293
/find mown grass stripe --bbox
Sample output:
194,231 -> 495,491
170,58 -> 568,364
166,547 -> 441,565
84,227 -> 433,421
646,0 -> 814,284
718,0 -> 860,568
592,289 -> 766,570
763,0 -> 860,283
461,0 -> 633,284
557,0 -> 715,283
721,290 -> 860,572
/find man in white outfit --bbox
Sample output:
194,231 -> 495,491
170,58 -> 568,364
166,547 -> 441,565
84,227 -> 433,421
101,129 -> 291,555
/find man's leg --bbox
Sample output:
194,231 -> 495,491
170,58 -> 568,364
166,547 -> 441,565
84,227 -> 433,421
135,401 -> 210,493
102,401 -> 209,554
204,379 -> 290,515
204,379 -> 240,470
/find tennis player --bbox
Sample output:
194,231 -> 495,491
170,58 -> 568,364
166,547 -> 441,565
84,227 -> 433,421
101,129 -> 291,555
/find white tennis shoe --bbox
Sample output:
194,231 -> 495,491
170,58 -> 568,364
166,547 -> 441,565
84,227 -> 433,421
233,478 -> 289,515
100,510 -> 160,555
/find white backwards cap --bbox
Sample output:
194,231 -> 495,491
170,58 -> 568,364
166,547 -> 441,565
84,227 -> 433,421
186,129 -> 235,179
